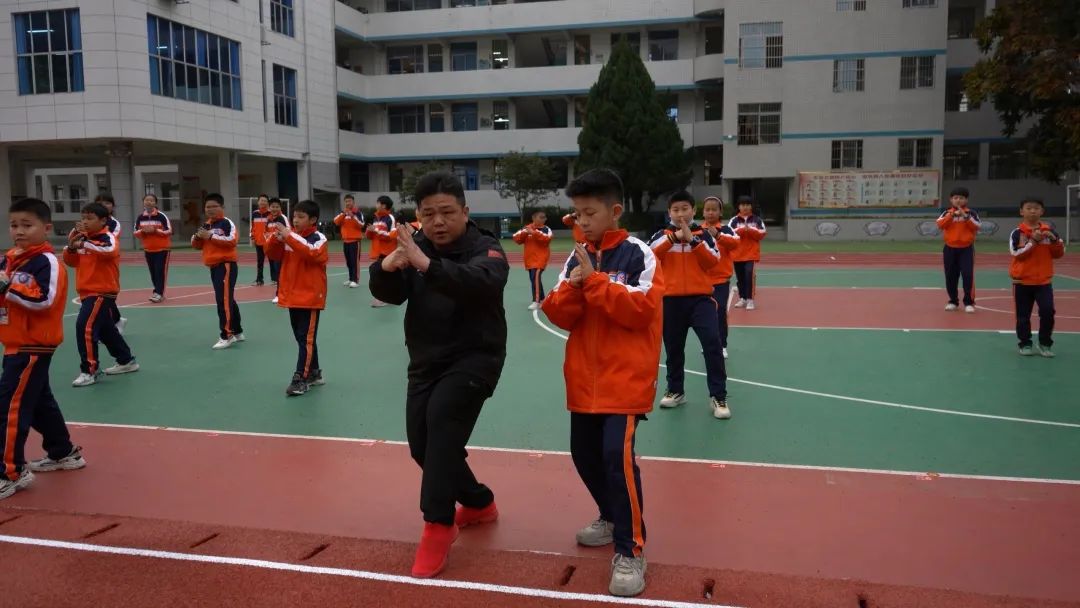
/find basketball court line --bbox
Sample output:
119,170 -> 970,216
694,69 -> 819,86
0,535 -> 731,608
731,324 -> 1080,335
65,422 -> 1080,486
976,296 -> 1080,320
530,311 -> 1080,430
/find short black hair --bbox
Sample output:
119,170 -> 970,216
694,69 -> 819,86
143,193 -> 158,204
736,196 -> 754,206
414,172 -> 465,207
268,197 -> 282,205
204,193 -> 225,206
344,194 -> 355,201
293,200 -> 320,219
950,187 -> 970,198
1020,196 -> 1044,209
81,202 -> 110,219
565,169 -> 623,205
667,190 -> 694,209
376,195 -> 396,209
10,198 -> 51,223
94,194 -> 115,205
531,209 -> 547,218
258,193 -> 269,201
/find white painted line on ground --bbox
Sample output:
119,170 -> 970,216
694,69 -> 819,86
531,311 -> 1080,430
730,324 -> 1080,335
975,295 -> 1080,320
0,535 -> 732,608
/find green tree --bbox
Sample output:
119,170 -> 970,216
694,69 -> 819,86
495,151 -> 560,224
576,37 -> 692,213
399,160 -> 446,206
964,0 -> 1080,182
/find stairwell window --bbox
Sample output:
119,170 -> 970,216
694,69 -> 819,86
737,103 -> 781,145
648,30 -> 679,61
272,64 -> 298,127
270,0 -> 294,37
900,56 -> 935,89
831,139 -> 863,169
898,138 -> 933,168
14,9 -> 84,95
738,22 -> 782,69
836,0 -> 866,10
833,58 -> 865,92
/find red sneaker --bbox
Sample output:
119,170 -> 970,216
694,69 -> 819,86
410,522 -> 459,578
455,502 -> 499,528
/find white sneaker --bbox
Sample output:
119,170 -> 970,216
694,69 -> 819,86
527,302 -> 540,311
745,299 -> 756,310
72,373 -> 97,387
575,519 -> 615,547
371,299 -> 388,308
28,446 -> 86,472
271,296 -> 279,304
343,280 -> 352,286
659,392 -> 686,408
346,281 -> 357,288
710,396 -> 731,420
722,347 -> 728,359
115,317 -> 128,335
734,298 -> 747,308
1037,344 -> 1055,358
945,303 -> 959,311
234,333 -> 246,342
104,361 -> 140,375
212,336 -> 236,350
149,294 -> 163,303
609,554 -> 647,597
0,469 -> 34,500
964,305 -> 975,313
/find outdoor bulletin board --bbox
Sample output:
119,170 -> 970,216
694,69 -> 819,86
797,170 -> 940,208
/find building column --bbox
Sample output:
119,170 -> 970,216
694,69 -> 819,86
0,146 -> 11,248
297,157 -> 312,202
217,150 -> 240,224
105,141 -> 137,250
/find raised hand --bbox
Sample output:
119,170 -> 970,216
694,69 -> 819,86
573,243 -> 595,276
397,226 -> 430,272
569,265 -> 585,288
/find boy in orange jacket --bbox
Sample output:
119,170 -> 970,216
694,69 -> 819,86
367,195 -> 397,307
542,169 -> 664,598
512,210 -> 553,310
701,196 -> 740,359
649,191 -> 729,419
249,194 -> 271,286
333,194 -> 366,288
0,198 -> 86,500
134,193 -> 172,303
728,196 -> 767,309
562,210 -> 586,243
936,187 -> 981,312
64,202 -> 139,388
192,193 -> 244,350
1009,197 -> 1066,357
265,200 -> 329,395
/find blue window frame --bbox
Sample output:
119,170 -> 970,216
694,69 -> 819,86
270,0 -> 294,37
147,15 -> 242,110
450,42 -> 478,71
13,9 -> 84,95
273,64 -> 298,127
451,103 -> 478,131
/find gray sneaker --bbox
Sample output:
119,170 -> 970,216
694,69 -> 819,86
0,469 -> 34,500
1037,344 -> 1055,358
29,446 -> 86,472
575,518 -> 614,547
609,554 -> 647,597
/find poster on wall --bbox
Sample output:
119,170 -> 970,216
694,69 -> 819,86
797,170 -> 940,208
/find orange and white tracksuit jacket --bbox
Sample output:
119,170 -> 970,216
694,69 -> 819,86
727,213 -> 767,262
936,206 -> 981,248
192,217 -> 239,266
0,244 -> 67,355
333,210 -> 366,243
512,223 -> 553,270
366,210 -> 397,259
62,229 -> 120,298
1009,222 -> 1065,286
700,221 -> 739,283
264,227 -> 329,309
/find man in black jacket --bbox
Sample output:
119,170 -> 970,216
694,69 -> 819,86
369,172 -> 508,579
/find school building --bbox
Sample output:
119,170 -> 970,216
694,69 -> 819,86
1,0 -> 1076,245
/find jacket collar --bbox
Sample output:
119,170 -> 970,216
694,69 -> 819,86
585,229 -> 629,253
1018,221 -> 1051,235
5,242 -> 54,270
421,221 -> 484,256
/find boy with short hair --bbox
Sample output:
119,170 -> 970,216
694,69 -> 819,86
1009,197 -> 1065,357
367,195 -> 398,308
701,196 -> 740,359
936,187 -> 981,313
649,191 -> 730,419
728,196 -> 766,310
192,193 -> 245,350
267,198 -> 290,304
265,200 -> 329,395
0,198 -> 86,500
64,202 -> 139,387
542,168 -> 664,598
249,194 -> 271,286
333,194 -> 366,288
512,210 -> 553,310
134,193 -> 172,303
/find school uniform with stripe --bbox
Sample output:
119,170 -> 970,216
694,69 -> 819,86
250,208 -> 271,283
512,223 -> 553,302
702,221 -> 740,349
266,212 -> 290,282
542,230 -> 665,558
366,211 -> 397,259
62,230 -> 135,375
135,209 -> 173,297
0,244 -> 77,483
192,217 -> 243,340
727,213 -> 767,300
333,211 -> 365,283
264,228 -> 328,380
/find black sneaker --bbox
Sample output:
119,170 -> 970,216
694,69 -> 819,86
308,369 -> 325,386
286,373 -> 308,396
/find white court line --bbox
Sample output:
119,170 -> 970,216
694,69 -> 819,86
729,324 -> 1080,335
975,295 -> 1080,320
68,421 -> 1080,486
0,535 -> 731,608
531,311 -> 1080,430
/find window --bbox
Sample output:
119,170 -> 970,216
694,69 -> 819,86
948,7 -> 978,39
429,104 -> 445,133
388,105 -> 425,134
492,101 -> 510,130
648,30 -> 678,61
427,44 -> 443,73
272,64 -> 298,127
450,42 -> 477,71
831,140 -> 863,169
832,58 -> 865,92
451,0 -> 477,6
903,0 -> 937,7
704,89 -> 723,121
659,94 -> 678,122
387,45 -> 424,74
737,103 -> 781,145
705,26 -> 724,55
491,40 -> 509,69
14,9 -> 84,95
453,160 -> 479,190
945,72 -> 980,111
270,0 -> 294,37
611,33 -> 641,56
147,15 -> 242,110
386,0 -> 442,11
989,141 -> 1029,180
836,0 -> 866,10
943,143 -> 980,180
574,97 -> 587,128
900,56 -> 934,89
898,138 -> 932,168
451,103 -> 478,131
739,22 -> 782,69
574,35 -> 591,65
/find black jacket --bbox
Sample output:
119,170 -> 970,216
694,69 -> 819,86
368,222 -> 509,390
